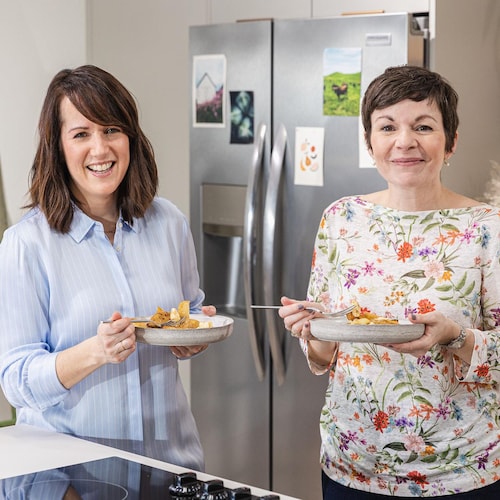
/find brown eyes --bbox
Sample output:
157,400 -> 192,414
72,127 -> 122,139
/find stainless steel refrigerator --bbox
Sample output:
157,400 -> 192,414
189,13 -> 427,500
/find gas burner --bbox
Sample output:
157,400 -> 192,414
0,456 -> 281,499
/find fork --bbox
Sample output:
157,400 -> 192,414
160,317 -> 187,327
101,316 -> 187,327
101,317 -> 151,325
250,304 -> 355,317
305,305 -> 356,317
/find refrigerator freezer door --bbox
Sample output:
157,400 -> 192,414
190,20 -> 273,490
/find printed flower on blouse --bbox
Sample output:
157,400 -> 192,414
491,307 -> 500,326
403,433 -> 426,453
373,410 -> 389,432
397,242 -> 414,262
417,299 -> 435,314
408,470 -> 429,486
423,260 -> 445,279
474,364 -> 491,382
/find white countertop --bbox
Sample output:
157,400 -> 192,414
0,424 -> 299,499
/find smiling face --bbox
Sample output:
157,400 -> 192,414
368,98 -> 457,192
59,96 -> 130,210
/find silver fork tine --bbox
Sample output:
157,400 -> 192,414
305,305 -> 355,317
101,317 -> 160,326
102,316 -> 189,328
250,304 -> 355,317
160,316 -> 187,327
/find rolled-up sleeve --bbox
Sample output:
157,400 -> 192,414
0,225 -> 68,410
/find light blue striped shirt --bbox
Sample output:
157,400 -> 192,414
0,197 -> 205,470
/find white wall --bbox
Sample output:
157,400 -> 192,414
0,0 -> 87,422
430,0 -> 500,198
0,0 -> 87,225
87,0 -> 208,216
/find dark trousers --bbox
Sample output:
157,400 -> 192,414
322,471 -> 500,499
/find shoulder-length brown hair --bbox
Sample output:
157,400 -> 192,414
26,64 -> 158,232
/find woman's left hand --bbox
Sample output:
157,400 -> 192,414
169,304 -> 216,359
380,311 -> 460,357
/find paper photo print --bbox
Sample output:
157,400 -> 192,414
323,47 -> 362,117
294,127 -> 325,187
192,54 -> 226,127
230,91 -> 254,144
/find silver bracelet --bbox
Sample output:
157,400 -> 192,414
440,327 -> 467,349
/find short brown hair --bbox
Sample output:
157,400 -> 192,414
26,65 -> 158,232
361,65 -> 459,153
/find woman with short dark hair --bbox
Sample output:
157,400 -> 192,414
279,65 -> 500,498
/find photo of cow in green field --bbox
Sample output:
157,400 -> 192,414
323,47 -> 362,117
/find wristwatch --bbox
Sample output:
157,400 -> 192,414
441,326 -> 467,349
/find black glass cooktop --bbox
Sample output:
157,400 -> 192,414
0,456 -> 280,499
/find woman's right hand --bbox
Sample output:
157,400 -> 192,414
97,312 -> 137,364
279,296 -> 338,368
55,312 -> 137,390
278,296 -> 320,340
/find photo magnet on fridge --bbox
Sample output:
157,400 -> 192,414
229,91 -> 254,144
192,54 -> 226,127
323,47 -> 362,117
294,127 -> 325,186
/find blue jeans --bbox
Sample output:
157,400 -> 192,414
322,471 -> 500,499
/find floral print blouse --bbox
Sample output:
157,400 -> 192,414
305,196 -> 500,497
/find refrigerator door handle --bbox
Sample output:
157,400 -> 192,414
243,122 -> 267,381
263,123 -> 287,386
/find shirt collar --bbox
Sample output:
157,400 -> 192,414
68,204 -> 138,243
